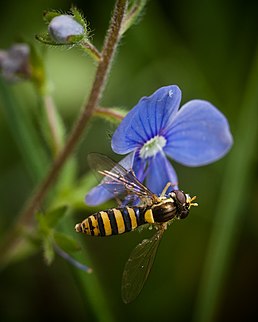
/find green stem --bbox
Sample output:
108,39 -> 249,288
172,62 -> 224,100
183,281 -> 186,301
0,0 -> 128,258
94,106 -> 125,122
41,94 -> 65,155
20,0 -> 126,225
193,47 -> 258,322
120,0 -> 148,35
81,41 -> 101,62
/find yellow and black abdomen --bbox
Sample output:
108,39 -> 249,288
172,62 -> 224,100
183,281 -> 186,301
75,206 -> 155,237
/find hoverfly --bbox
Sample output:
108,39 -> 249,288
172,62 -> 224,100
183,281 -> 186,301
75,153 -> 198,303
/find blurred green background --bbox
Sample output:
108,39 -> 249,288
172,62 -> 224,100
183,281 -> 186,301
1,0 -> 258,321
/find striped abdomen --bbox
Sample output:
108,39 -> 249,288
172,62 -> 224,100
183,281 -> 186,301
75,206 -> 154,237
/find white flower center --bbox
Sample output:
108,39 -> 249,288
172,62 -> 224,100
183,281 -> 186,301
140,135 -> 167,159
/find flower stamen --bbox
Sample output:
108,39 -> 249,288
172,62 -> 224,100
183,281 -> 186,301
140,135 -> 166,159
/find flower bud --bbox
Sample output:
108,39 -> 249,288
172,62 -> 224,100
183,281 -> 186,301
0,44 -> 31,82
48,15 -> 84,44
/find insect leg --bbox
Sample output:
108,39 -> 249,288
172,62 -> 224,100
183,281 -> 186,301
160,182 -> 177,197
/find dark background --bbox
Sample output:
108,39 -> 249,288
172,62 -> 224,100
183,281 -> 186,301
0,0 -> 258,321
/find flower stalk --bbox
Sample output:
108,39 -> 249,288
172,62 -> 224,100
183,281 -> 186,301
81,41 -> 101,62
41,95 -> 65,155
94,106 -> 125,122
120,0 -> 147,35
0,0 -> 128,260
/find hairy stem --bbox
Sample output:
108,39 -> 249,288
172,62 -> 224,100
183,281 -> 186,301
94,106 -> 125,122
0,0 -> 127,258
81,41 -> 101,61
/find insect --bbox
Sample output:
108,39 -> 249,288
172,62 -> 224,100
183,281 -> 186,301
75,153 -> 198,303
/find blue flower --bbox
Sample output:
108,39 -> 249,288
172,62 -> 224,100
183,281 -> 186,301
86,85 -> 233,205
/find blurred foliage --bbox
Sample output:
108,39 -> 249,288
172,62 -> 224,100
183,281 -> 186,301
0,0 -> 258,322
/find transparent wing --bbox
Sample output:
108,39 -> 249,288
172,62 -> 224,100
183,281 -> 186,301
121,226 -> 165,304
88,153 -> 158,205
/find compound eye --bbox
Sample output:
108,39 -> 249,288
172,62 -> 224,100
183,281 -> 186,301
180,209 -> 189,219
174,190 -> 186,205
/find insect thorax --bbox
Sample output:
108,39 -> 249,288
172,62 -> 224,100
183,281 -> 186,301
151,198 -> 177,223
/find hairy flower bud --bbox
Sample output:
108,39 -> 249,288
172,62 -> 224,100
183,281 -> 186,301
48,15 -> 84,43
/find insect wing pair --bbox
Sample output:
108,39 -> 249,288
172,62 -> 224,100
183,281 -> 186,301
86,153 -> 174,303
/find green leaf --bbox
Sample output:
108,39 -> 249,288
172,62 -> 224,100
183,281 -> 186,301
35,33 -> 70,46
36,213 -> 51,236
43,236 -> 55,265
70,7 -> 89,42
51,170 -> 96,210
0,79 -> 49,183
66,34 -> 85,44
53,232 -> 81,253
44,205 -> 68,228
70,6 -> 87,32
42,9 -> 61,24
36,32 -> 84,47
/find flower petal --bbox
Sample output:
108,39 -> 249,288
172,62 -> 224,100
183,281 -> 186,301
119,151 -> 135,169
85,153 -> 135,206
164,100 -> 233,166
112,85 -> 182,154
145,153 -> 178,195
132,152 -> 147,182
85,184 -> 114,206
